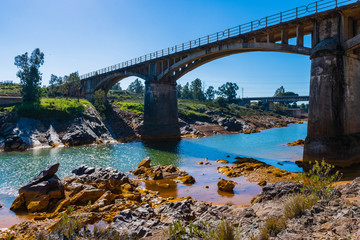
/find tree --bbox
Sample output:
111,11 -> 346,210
274,86 -> 285,97
181,83 -> 192,99
67,72 -> 81,101
190,78 -> 205,101
127,79 -> 144,94
176,84 -> 182,99
93,89 -> 107,118
48,74 -> 63,97
205,86 -> 215,100
14,48 -> 44,102
217,82 -> 239,101
111,82 -> 121,91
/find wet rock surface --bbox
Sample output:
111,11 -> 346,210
217,157 -> 298,183
10,163 -> 64,212
131,157 -> 191,180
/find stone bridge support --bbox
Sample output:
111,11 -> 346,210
142,82 -> 180,141
304,12 -> 360,167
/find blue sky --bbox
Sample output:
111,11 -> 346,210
0,0 -> 313,97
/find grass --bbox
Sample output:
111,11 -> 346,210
258,217 -> 286,240
13,98 -> 91,121
283,194 -> 318,220
164,219 -> 240,240
36,213 -> 128,240
114,102 -> 144,114
258,193 -> 318,240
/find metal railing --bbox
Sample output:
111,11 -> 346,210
80,0 -> 359,80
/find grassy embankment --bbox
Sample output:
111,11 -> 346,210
108,90 -> 283,120
0,98 -> 91,121
0,82 -> 22,96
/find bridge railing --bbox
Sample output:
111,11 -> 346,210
80,0 -> 359,80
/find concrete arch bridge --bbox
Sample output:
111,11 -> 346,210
78,0 -> 360,167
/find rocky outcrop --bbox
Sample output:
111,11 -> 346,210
217,117 -> 243,131
217,179 -> 236,193
61,107 -> 113,146
10,163 -> 64,212
217,157 -> 298,183
0,106 -> 114,151
131,157 -> 190,180
251,181 -> 302,203
287,139 -> 305,146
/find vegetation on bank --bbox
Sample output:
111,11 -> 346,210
0,82 -> 22,96
13,98 -> 90,121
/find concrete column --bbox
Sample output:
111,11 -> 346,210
296,25 -> 304,47
281,29 -> 288,44
142,82 -> 180,141
304,15 -> 360,167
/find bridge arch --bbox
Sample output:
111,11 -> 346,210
94,72 -> 148,94
159,42 -> 311,83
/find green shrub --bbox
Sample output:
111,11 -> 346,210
214,97 -> 228,108
298,160 -> 342,200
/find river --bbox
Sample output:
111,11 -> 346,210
0,122 -> 307,227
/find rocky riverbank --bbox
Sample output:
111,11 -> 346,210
106,105 -> 305,140
0,105 -> 115,151
1,157 -> 358,239
0,102 -> 304,152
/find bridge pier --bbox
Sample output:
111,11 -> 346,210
304,14 -> 360,167
141,82 -> 180,141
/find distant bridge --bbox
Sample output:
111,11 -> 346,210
76,0 -> 360,167
242,96 -> 309,102
242,96 -> 309,110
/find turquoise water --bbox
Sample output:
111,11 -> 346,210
0,123 -> 307,225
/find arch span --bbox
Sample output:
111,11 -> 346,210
158,42 -> 311,83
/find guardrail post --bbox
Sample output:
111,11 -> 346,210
190,41 -> 192,48
217,32 -> 219,41
182,43 -> 184,51
266,17 -> 268,27
162,49 -> 164,57
208,35 -> 209,44
296,7 -> 298,18
251,21 -> 253,31
199,38 -> 201,46
336,0 -> 338,7
228,29 -> 230,37
175,45 -> 177,52
316,2 -> 318,12
280,12 -> 282,22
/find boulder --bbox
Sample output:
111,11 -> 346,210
138,157 -> 151,168
10,163 -> 65,212
251,181 -> 302,203
177,175 -> 196,184
216,159 -> 229,164
217,179 -> 236,193
71,165 -> 130,192
217,117 -> 243,131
